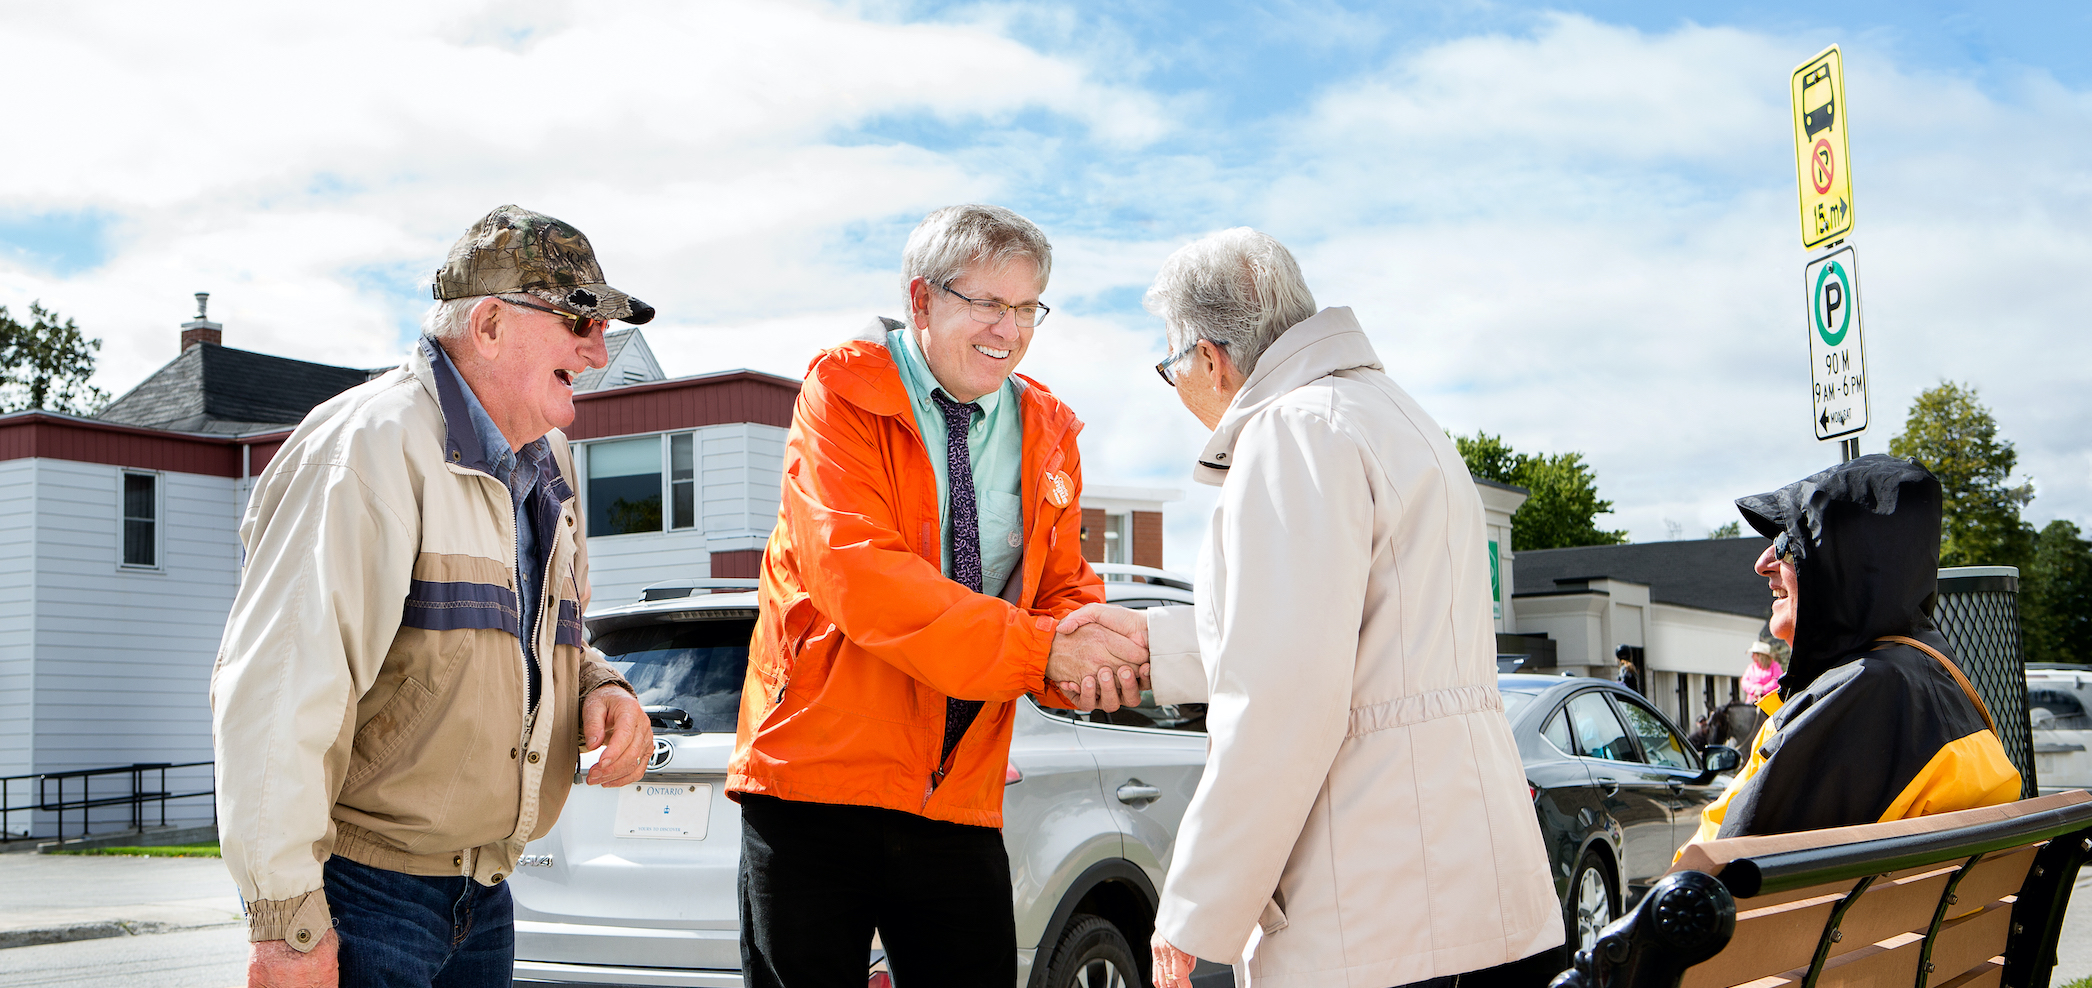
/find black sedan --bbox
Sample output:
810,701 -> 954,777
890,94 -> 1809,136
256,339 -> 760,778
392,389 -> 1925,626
1497,675 -> 1741,955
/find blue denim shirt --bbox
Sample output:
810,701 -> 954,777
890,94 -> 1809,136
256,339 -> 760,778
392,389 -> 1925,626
426,339 -> 556,709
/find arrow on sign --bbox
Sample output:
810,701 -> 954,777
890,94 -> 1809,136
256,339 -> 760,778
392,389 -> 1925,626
1820,409 -> 1831,431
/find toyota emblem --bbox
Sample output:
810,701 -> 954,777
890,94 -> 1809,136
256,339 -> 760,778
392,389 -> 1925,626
647,737 -> 674,771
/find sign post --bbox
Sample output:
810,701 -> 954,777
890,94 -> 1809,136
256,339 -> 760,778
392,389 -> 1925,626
1804,245 -> 1868,443
1791,45 -> 1853,250
1791,43 -> 1865,460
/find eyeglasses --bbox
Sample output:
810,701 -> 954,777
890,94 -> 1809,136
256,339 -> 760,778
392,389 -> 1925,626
498,295 -> 607,338
938,282 -> 1050,328
1772,531 -> 1800,564
1155,337 -> 1224,386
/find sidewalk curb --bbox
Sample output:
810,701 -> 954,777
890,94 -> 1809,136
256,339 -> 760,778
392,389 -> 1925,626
0,918 -> 238,950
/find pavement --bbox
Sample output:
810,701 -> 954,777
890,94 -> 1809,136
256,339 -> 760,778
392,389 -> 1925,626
0,854 -> 242,951
0,855 -> 2087,987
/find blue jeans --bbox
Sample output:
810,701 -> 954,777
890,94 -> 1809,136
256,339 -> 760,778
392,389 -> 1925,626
324,856 -> 514,988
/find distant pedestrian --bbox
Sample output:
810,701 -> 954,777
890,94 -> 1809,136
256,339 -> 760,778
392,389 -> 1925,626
1742,640 -> 1785,703
1615,646 -> 1642,695
1686,455 -> 2020,844
212,205 -> 657,988
1059,228 -> 1560,988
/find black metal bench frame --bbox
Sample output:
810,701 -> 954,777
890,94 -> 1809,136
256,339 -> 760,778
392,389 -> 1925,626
1548,797 -> 2092,988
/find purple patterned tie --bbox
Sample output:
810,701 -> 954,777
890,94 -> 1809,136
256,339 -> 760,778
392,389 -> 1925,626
930,390 -> 985,768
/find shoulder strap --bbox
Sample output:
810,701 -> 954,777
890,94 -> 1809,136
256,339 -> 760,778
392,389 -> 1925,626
1873,634 -> 1996,733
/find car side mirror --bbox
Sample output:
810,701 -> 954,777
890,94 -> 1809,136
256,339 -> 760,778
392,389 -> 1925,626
1690,744 -> 1742,784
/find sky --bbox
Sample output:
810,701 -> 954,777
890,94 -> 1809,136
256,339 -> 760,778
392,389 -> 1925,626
2,0 -> 2086,569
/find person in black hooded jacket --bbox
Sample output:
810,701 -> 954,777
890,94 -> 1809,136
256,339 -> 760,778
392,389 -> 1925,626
1685,454 -> 2021,844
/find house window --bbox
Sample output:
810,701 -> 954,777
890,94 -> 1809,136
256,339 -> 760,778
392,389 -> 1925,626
588,437 -> 663,536
1102,512 -> 1128,566
584,433 -> 702,537
122,473 -> 156,567
671,433 -> 695,530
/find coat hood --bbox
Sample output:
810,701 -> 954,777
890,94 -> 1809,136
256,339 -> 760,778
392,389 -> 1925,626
1194,307 -> 1382,486
1734,454 -> 1945,695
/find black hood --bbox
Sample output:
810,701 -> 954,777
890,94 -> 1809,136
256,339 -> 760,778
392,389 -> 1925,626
1733,454 -> 1944,695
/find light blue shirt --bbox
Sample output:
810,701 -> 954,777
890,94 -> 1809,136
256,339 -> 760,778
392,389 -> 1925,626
434,344 -> 555,704
888,324 -> 1025,598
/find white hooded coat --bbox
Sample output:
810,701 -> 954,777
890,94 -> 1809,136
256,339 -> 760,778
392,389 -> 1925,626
1144,307 -> 1562,987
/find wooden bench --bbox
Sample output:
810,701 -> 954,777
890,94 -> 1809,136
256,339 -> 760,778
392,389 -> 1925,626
1548,790 -> 2092,988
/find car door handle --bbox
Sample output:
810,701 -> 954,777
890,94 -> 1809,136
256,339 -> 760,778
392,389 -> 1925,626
1601,781 -> 1620,798
1116,783 -> 1163,806
1666,780 -> 1686,793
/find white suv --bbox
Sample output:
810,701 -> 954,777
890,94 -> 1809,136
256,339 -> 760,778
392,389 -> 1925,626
510,565 -> 1232,988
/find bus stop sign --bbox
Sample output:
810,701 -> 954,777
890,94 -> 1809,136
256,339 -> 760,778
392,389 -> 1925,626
1791,45 -> 1855,249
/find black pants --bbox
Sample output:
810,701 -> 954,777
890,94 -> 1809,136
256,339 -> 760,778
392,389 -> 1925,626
738,793 -> 1016,988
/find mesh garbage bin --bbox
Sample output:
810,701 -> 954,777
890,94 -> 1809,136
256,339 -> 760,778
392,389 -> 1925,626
1932,565 -> 2037,798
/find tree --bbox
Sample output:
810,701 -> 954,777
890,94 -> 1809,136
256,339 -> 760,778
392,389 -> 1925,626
2023,520 -> 2092,665
0,301 -> 110,415
1454,432 -> 1629,551
1886,382 -> 2035,569
1708,521 -> 1742,539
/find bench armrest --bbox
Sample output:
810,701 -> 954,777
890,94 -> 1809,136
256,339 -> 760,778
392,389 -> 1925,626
1548,871 -> 1736,988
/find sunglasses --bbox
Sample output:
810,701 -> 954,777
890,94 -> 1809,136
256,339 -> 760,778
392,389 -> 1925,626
498,296 -> 607,338
1772,531 -> 1800,564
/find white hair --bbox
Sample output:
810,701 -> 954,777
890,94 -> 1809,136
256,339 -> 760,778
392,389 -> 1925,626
1143,228 -> 1317,377
421,295 -> 490,343
901,204 -> 1052,322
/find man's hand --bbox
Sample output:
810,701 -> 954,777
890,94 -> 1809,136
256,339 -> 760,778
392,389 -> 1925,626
1056,602 -> 1149,647
249,931 -> 338,988
582,684 -> 653,787
1046,623 -> 1148,713
1152,932 -> 1197,988
1060,663 -> 1152,713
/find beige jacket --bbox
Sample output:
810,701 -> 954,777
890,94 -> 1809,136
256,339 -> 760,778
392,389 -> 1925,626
211,339 -> 627,947
1146,308 -> 1562,987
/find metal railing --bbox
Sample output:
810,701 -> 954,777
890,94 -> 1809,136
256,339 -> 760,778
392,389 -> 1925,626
0,761 -> 215,846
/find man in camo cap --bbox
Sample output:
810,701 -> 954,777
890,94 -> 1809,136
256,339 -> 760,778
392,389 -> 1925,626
215,205 -> 655,988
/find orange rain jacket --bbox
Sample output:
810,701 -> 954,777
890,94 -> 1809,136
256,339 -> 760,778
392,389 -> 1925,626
728,320 -> 1103,828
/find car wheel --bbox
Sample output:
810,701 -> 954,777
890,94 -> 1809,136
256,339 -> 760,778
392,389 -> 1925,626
1566,849 -> 1617,953
1044,914 -> 1139,988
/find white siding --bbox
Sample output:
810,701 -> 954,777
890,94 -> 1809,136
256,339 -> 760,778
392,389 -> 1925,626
0,460 -> 37,781
572,423 -> 787,609
698,423 -> 785,551
584,528 -> 712,610
30,462 -> 236,830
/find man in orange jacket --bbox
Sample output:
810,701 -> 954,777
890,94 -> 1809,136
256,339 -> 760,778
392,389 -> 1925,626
728,204 -> 1149,987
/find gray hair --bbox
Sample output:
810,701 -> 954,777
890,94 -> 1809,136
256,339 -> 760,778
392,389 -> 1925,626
901,204 -> 1052,322
421,295 -> 488,343
1144,228 -> 1316,377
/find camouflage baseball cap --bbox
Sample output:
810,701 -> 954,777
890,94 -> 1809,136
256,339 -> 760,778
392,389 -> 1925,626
432,205 -> 655,325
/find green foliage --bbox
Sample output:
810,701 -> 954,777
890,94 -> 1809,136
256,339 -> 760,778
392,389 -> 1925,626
1454,432 -> 1629,551
1886,381 -> 2034,570
2023,520 -> 2092,665
1708,521 -> 1742,539
0,301 -> 110,415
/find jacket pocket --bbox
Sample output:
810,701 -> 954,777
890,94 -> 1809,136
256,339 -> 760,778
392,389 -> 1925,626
346,676 -> 436,790
1259,896 -> 1289,936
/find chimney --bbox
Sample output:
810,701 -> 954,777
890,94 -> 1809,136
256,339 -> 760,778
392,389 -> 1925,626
181,292 -> 222,350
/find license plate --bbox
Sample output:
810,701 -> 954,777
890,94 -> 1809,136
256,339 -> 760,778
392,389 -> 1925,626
614,782 -> 711,840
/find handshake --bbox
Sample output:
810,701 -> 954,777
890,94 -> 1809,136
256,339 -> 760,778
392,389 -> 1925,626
1044,603 -> 1152,713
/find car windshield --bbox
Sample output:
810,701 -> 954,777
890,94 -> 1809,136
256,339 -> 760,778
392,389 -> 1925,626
592,618 -> 753,733
1501,691 -> 1539,720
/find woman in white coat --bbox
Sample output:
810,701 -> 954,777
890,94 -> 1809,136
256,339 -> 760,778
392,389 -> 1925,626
1060,229 -> 1561,988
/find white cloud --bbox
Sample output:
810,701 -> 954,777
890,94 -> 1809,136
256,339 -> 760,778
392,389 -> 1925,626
2,4 -> 2085,573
